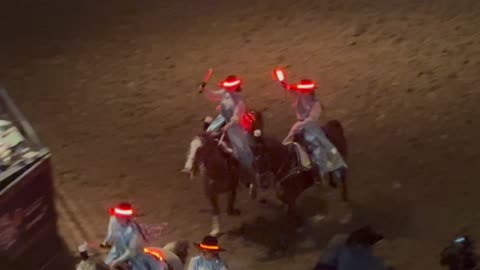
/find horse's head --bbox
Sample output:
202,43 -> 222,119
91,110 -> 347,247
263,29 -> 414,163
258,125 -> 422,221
163,240 -> 190,265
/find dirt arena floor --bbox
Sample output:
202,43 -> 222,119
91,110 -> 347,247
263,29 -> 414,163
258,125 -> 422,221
2,1 -> 480,269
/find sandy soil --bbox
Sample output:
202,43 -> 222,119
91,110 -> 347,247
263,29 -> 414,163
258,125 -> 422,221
2,0 -> 480,269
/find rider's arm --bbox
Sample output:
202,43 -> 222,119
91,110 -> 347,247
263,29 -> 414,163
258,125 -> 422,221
282,99 -> 322,144
201,88 -> 224,102
111,249 -> 133,266
306,100 -> 322,122
102,216 -> 116,245
224,99 -> 246,130
111,232 -> 142,266
282,120 -> 306,145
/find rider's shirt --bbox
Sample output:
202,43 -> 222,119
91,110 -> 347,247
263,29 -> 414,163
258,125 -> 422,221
283,93 -> 322,144
187,255 -> 228,270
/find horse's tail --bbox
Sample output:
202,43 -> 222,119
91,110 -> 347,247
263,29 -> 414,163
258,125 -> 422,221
324,119 -> 347,159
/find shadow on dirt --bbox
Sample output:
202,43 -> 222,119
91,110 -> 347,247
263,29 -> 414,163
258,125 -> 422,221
0,233 -> 76,270
225,190 -> 413,262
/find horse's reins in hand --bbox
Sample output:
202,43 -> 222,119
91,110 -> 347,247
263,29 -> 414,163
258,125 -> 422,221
218,132 -> 226,146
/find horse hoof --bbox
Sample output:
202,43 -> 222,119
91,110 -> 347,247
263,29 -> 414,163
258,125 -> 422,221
339,212 -> 352,224
227,208 -> 241,216
310,214 -> 328,223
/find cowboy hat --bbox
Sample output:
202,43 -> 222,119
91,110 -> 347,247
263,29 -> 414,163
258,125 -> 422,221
193,235 -> 225,252
108,202 -> 135,218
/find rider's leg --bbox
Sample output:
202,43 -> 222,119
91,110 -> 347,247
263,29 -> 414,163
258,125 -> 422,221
226,127 -> 258,199
206,114 -> 226,133
182,136 -> 202,174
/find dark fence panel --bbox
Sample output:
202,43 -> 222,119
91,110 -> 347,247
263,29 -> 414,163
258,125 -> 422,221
0,154 -> 68,269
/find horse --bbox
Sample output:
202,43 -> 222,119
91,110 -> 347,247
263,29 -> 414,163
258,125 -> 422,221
250,110 -> 351,226
191,130 -> 242,236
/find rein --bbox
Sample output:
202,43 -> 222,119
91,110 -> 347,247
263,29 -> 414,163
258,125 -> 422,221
269,142 -> 306,185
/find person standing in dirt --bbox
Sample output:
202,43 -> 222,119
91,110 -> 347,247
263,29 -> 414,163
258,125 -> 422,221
187,235 -> 228,270
183,75 -> 259,199
101,202 -> 167,270
282,78 -> 347,182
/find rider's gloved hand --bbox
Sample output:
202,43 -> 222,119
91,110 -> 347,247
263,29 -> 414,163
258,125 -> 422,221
198,82 -> 206,93
100,241 -> 112,249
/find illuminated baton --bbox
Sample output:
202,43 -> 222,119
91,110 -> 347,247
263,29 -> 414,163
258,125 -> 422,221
198,68 -> 213,93
273,67 -> 289,89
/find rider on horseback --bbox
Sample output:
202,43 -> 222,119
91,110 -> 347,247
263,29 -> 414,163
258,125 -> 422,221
101,202 -> 167,270
282,79 -> 347,181
183,75 -> 258,199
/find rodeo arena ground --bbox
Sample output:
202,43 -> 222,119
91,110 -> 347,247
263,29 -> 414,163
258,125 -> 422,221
1,1 -> 480,270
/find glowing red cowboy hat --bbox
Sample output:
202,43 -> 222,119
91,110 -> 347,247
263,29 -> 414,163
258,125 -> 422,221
108,202 -> 135,218
193,235 -> 225,252
219,75 -> 242,92
292,79 -> 317,93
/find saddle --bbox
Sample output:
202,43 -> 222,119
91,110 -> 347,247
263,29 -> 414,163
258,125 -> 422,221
287,142 -> 313,170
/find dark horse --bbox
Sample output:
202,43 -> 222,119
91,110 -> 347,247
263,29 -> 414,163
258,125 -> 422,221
192,130 -> 241,236
251,110 -> 351,225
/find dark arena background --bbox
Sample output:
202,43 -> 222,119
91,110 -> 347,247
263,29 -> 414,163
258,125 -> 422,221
1,1 -> 480,269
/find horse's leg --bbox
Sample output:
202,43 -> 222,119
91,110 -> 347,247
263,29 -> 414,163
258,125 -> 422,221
339,169 -> 349,202
208,194 -> 221,236
182,136 -> 202,178
337,169 -> 352,224
205,176 -> 221,236
286,202 -> 303,229
226,176 -> 241,216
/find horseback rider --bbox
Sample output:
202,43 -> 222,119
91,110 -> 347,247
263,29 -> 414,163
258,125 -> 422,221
183,75 -> 258,199
101,202 -> 167,270
282,79 -> 347,180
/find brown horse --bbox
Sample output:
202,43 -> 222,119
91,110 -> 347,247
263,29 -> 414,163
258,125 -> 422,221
192,131 -> 241,236
250,110 -> 350,225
